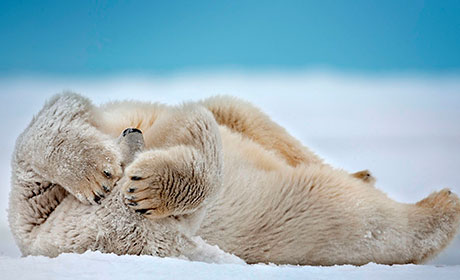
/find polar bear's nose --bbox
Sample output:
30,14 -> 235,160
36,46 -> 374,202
118,128 -> 146,168
122,128 -> 143,137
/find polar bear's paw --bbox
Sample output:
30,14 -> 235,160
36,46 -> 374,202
68,140 -> 123,205
121,144 -> 210,219
415,189 -> 460,241
412,189 -> 460,263
120,150 -> 173,219
122,179 -> 165,217
416,188 -> 460,213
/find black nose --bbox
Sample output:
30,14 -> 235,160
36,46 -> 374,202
122,128 -> 142,137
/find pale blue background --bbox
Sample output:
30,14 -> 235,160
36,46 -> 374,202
1,0 -> 460,75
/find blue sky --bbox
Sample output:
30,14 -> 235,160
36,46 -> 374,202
1,0 -> 460,75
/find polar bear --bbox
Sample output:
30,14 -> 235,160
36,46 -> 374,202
8,93 -> 460,265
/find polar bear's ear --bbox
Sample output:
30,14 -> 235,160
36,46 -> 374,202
118,128 -> 145,167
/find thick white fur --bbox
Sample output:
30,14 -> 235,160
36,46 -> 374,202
8,93 -> 460,265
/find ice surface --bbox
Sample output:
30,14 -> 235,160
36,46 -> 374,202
0,251 -> 459,280
1,71 -> 460,277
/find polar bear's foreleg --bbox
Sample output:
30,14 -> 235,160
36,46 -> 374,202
121,104 -> 223,218
11,93 -> 123,205
9,93 -> 125,254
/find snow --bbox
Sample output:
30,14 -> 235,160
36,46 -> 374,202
183,236 -> 246,264
1,251 -> 459,280
1,71 -> 460,278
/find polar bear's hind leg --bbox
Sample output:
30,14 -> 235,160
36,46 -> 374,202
411,189 -> 460,263
200,96 -> 322,167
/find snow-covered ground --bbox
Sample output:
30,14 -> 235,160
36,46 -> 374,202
1,251 -> 460,280
1,71 -> 460,278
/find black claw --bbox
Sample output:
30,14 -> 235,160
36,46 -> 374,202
103,171 -> 112,179
128,202 -> 137,206
123,128 -> 142,137
128,188 -> 136,193
96,191 -> 105,199
103,185 -> 110,192
135,209 -> 148,214
94,195 -> 102,204
131,176 -> 142,181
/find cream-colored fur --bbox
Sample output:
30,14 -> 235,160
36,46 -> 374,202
8,93 -> 460,265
